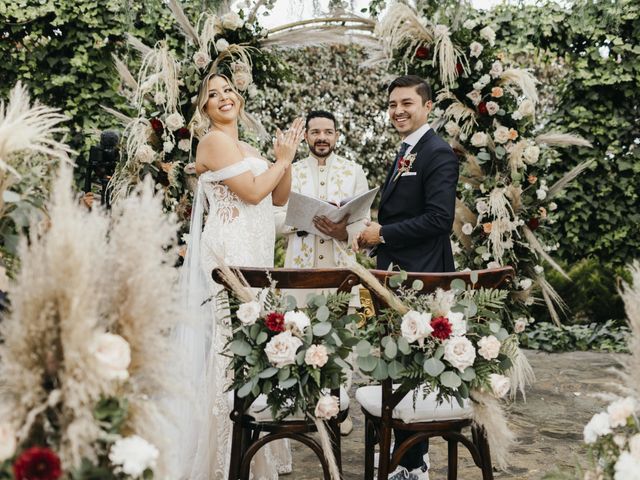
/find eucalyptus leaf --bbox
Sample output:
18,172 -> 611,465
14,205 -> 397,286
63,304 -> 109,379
372,359 -> 389,380
423,357 -> 445,376
440,371 -> 462,389
278,367 -> 290,381
230,340 -> 252,356
280,377 -> 297,389
397,337 -> 411,355
313,322 -> 332,337
450,278 -> 466,292
356,339 -> 372,357
470,271 -> 478,285
238,381 -> 253,398
388,360 -> 405,379
412,279 -> 424,291
496,328 -> 510,341
316,305 -> 330,322
357,355 -> 378,372
256,331 -> 268,345
384,339 -> 397,360
489,322 -> 501,333
459,367 -> 476,381
258,367 -> 278,379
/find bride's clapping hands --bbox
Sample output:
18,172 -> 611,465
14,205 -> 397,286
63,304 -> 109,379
274,117 -> 305,167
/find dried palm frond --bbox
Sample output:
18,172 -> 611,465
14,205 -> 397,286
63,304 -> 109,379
109,118 -> 151,202
502,338 -> 535,400
619,261 -> 640,399
453,198 -> 476,251
547,159 -> 594,200
263,26 -> 376,48
167,0 -> 199,44
535,132 -> 592,148
211,252 -> 253,303
267,16 -> 376,36
196,11 -> 220,53
486,188 -> 516,262
522,226 -> 569,280
538,275 -> 568,326
126,34 -> 153,57
0,82 -> 73,172
100,106 -> 133,127
112,54 -> 138,91
436,90 -> 477,137
499,68 -> 539,103
507,140 -> 526,176
470,390 -> 515,470
375,3 -> 433,64
432,24 -> 465,87
505,184 -> 523,212
134,42 -> 180,112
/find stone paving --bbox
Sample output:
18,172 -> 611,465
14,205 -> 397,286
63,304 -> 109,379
287,350 -> 624,479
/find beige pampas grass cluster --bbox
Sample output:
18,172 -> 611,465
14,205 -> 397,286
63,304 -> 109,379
499,68 -> 539,103
0,166 -> 180,473
453,197 -> 477,251
134,41 -> 181,113
375,3 -> 433,65
436,90 -> 478,137
470,389 -> 516,471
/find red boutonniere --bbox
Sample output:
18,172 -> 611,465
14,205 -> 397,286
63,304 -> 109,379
393,153 -> 417,182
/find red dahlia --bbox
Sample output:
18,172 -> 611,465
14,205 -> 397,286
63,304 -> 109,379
177,127 -> 190,139
150,118 -> 163,133
527,217 -> 540,231
415,45 -> 430,59
430,316 -> 453,340
264,312 -> 285,332
13,447 -> 62,480
478,102 -> 488,115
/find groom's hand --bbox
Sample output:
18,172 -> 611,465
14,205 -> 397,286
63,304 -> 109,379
313,214 -> 349,241
357,221 -> 382,249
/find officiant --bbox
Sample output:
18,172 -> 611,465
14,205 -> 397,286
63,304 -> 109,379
275,110 -> 369,269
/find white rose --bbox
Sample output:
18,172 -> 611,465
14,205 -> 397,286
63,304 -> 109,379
165,112 -> 184,131
305,344 -> 329,368
598,45 -> 610,59
479,26 -> 496,46
284,310 -> 311,333
448,311 -> 467,336
109,435 -> 159,477
493,126 -> 510,144
478,335 -> 501,360
0,423 -> 16,461
466,89 -> 482,106
193,50 -> 210,70
487,261 -> 501,269
135,144 -> 155,164
232,70 -> 253,91
489,60 -> 503,78
519,278 -> 533,290
163,140 -> 174,153
470,132 -> 488,147
469,41 -> 483,58
90,333 -> 131,381
178,138 -> 191,152
523,145 -> 541,164
629,433 -> 640,458
153,91 -> 166,105
221,11 -> 244,30
265,331 -> 303,368
583,411 -> 612,444
518,99 -> 535,118
237,301 -> 261,326
478,74 -> 490,87
489,373 -> 511,398
445,121 -> 460,137
607,397 -> 637,428
461,222 -> 474,236
443,336 -> 476,372
400,310 -> 433,346
215,38 -> 230,52
485,101 -> 499,116
463,19 -> 477,29
536,188 -> 547,200
315,395 -> 340,420
475,60 -> 484,71
514,318 -> 527,333
614,451 -> 640,479
511,111 -> 523,121
534,265 -> 544,275
549,202 -> 558,211
475,200 -> 489,215
247,84 -> 259,98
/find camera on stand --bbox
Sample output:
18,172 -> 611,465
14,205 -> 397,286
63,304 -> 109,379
83,130 -> 120,208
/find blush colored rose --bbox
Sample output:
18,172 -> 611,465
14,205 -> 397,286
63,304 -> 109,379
305,344 -> 329,368
265,312 -> 285,332
89,333 -> 131,381
477,335 -> 501,360
315,395 -> 340,420
265,331 -> 303,368
489,373 -> 510,398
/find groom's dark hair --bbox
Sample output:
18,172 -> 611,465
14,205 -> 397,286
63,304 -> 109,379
387,75 -> 432,104
305,110 -> 337,130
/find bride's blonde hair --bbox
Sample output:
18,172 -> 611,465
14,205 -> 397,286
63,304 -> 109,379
190,71 -> 264,139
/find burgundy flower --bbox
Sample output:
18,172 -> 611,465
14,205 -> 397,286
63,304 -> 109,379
398,158 -> 410,169
456,62 -> 464,75
478,101 -> 488,115
13,447 -> 62,480
150,118 -> 164,134
527,217 -> 540,231
430,316 -> 453,340
264,312 -> 285,332
415,45 -> 430,59
177,127 -> 190,139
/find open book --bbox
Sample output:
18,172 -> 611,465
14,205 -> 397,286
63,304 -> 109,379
284,187 -> 379,240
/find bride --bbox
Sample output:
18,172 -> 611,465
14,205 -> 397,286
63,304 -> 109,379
174,71 -> 304,480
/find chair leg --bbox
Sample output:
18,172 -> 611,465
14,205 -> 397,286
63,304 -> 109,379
475,426 -> 494,480
447,438 -> 458,480
228,421 -> 245,480
377,420 -> 393,480
364,417 -> 376,480
330,417 -> 343,477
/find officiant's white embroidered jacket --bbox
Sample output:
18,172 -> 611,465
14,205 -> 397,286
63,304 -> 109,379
275,153 -> 369,268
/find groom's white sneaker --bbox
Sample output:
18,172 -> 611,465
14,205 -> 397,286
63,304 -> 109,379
387,464 -> 429,480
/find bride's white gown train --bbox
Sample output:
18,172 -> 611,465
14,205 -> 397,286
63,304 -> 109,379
177,157 -> 291,480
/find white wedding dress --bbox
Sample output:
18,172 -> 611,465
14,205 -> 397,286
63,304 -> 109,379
174,156 -> 291,480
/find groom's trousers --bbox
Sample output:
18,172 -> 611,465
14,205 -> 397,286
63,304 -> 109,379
394,430 -> 428,470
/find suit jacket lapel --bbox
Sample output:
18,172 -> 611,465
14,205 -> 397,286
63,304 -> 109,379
379,129 -> 435,207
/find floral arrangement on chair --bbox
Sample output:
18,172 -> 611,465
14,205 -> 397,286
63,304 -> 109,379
374,4 -> 593,324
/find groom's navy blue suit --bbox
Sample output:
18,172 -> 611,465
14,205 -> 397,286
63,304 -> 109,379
377,127 -> 459,470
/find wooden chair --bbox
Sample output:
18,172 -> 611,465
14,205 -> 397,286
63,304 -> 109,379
357,267 -> 515,480
211,267 -> 360,480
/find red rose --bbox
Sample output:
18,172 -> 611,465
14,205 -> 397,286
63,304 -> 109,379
150,118 -> 164,134
430,316 -> 453,340
177,127 -> 190,139
478,102 -> 488,115
415,45 -> 430,59
264,312 -> 285,332
13,447 -> 62,480
456,62 -> 464,75
527,217 -> 540,231
398,158 -> 410,169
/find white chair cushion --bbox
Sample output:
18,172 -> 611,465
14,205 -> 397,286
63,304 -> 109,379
228,387 -> 350,422
355,385 -> 471,424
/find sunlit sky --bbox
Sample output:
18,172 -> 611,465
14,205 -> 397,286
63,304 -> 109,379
241,0 -> 508,28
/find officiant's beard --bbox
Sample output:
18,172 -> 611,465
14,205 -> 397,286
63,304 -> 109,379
310,141 -> 334,158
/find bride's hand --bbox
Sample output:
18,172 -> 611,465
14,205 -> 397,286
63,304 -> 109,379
273,117 -> 305,166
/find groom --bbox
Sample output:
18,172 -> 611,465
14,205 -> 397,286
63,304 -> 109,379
356,75 -> 459,479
